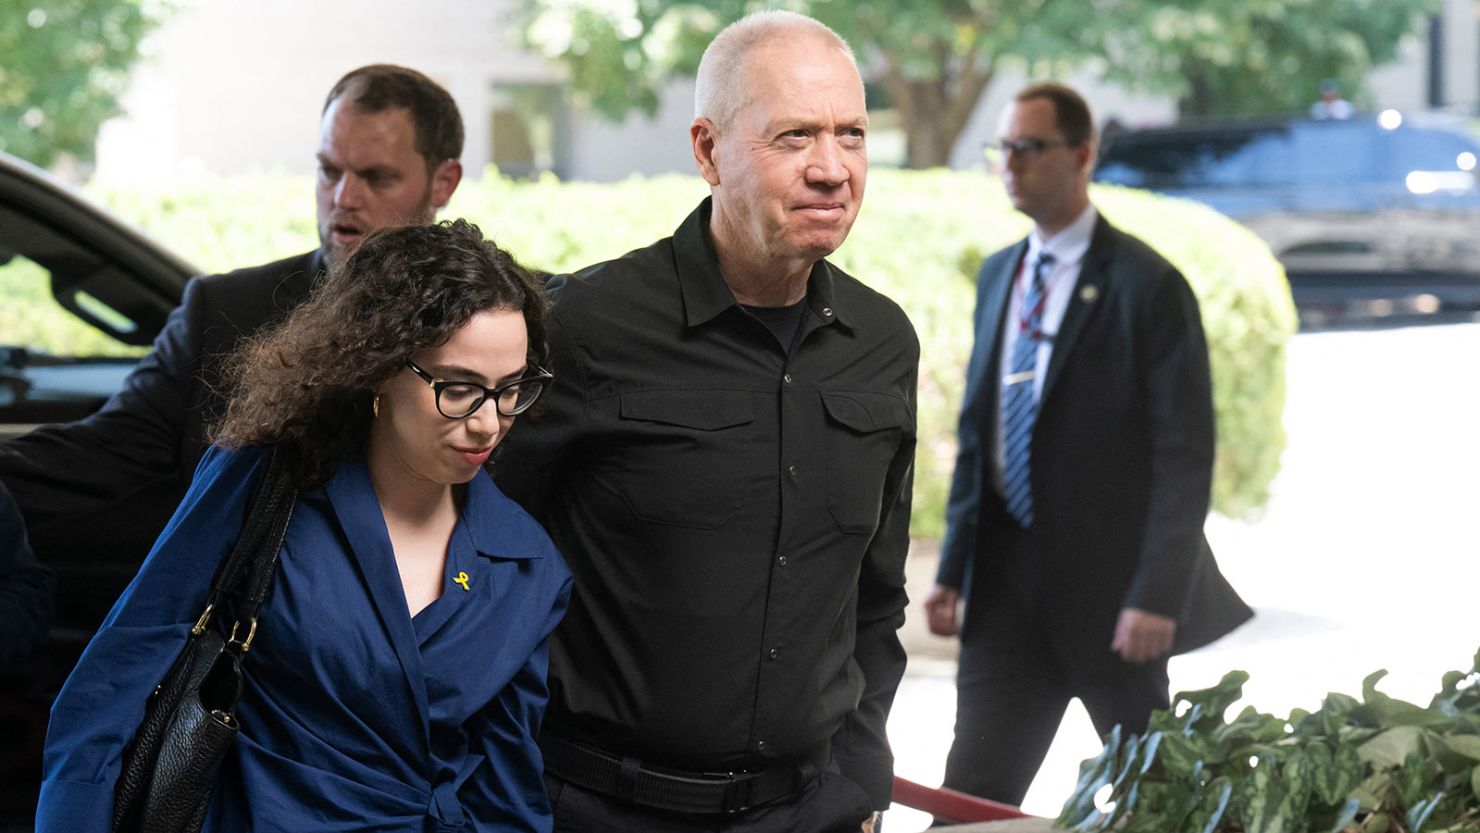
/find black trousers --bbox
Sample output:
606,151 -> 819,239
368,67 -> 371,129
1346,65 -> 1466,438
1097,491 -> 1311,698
941,520 -> 1170,808
546,767 -> 873,833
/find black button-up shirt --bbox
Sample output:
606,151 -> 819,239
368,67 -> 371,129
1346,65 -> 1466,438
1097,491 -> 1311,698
495,200 -> 918,808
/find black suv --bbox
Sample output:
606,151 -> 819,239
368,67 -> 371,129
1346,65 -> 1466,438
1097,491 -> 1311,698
0,150 -> 191,824
1095,112 -> 1480,306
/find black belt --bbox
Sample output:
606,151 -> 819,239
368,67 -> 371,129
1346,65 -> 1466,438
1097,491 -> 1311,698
542,734 -> 826,815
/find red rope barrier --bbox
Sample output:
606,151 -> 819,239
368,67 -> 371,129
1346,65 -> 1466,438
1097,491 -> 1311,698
892,776 -> 1039,824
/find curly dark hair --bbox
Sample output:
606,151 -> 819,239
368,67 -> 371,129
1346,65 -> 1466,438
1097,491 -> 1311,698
211,219 -> 548,487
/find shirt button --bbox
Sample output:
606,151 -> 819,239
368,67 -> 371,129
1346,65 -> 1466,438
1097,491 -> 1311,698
769,647 -> 780,660
783,373 -> 793,384
787,464 -> 798,478
777,555 -> 788,566
757,740 -> 767,751
822,307 -> 833,317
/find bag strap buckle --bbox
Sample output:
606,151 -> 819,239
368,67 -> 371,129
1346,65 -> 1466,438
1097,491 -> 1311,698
226,617 -> 259,653
190,603 -> 215,636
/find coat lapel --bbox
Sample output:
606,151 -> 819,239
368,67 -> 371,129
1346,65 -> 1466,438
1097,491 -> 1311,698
324,454 -> 431,732
976,241 -> 1024,384
974,240 -> 1026,421
1041,216 -> 1113,406
408,526 -> 472,645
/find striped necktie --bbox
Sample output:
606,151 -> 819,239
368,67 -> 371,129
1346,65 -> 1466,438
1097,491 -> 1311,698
1001,251 -> 1055,527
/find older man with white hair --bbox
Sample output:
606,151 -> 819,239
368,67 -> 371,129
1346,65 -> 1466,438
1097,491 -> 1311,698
496,10 -> 918,833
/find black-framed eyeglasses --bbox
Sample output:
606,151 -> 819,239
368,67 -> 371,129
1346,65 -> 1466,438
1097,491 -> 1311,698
404,359 -> 554,419
982,137 -> 1075,167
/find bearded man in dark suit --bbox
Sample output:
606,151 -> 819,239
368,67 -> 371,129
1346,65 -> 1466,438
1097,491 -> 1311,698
0,64 -> 464,576
923,81 -> 1252,807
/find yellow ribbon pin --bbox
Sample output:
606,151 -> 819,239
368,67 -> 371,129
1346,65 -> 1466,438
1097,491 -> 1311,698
454,571 -> 471,591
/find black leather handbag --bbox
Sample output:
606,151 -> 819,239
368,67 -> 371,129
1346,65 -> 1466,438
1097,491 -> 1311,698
112,448 -> 297,833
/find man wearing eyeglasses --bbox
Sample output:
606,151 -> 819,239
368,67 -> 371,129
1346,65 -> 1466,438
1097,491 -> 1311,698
923,82 -> 1250,808
496,11 -> 916,833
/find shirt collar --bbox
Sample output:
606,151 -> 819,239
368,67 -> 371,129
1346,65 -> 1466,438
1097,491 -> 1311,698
461,469 -> 546,560
1026,203 -> 1099,271
673,198 -> 849,330
332,447 -> 545,562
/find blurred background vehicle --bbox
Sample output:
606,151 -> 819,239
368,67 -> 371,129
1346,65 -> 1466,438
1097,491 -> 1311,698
1095,111 -> 1480,310
0,151 -> 189,431
0,149 -> 190,825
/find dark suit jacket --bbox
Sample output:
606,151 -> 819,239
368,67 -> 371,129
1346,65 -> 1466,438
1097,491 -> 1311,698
936,215 -> 1250,672
0,479 -> 52,670
0,250 -> 322,596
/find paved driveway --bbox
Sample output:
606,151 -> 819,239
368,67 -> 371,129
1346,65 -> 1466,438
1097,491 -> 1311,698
886,317 -> 1480,831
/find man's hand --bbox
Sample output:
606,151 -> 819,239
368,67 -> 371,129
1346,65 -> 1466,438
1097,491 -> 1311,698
862,810 -> 881,833
923,585 -> 961,637
1110,608 -> 1177,663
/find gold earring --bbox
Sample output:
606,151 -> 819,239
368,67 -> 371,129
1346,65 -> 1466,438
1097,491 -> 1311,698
372,394 -> 381,418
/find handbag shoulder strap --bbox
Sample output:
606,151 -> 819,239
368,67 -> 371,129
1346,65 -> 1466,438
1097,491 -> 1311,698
203,446 -> 297,649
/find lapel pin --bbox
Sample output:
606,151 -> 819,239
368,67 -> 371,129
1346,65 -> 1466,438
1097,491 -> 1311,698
1079,284 -> 1100,303
454,571 -> 471,591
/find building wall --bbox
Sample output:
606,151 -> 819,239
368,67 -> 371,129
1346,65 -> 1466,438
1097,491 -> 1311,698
97,0 -> 551,183
564,81 -> 698,182
97,0 -> 716,184
1442,0 -> 1480,107
1368,0 -> 1478,111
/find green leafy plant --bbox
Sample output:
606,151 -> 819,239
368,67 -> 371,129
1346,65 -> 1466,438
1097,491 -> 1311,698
1060,650 -> 1480,833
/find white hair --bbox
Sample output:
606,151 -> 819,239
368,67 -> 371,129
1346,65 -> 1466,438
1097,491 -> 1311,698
693,10 -> 858,129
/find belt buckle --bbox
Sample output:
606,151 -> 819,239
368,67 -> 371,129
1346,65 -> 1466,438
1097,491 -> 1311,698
704,770 -> 754,814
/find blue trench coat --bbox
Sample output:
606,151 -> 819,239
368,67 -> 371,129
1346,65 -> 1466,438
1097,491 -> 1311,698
38,445 -> 572,832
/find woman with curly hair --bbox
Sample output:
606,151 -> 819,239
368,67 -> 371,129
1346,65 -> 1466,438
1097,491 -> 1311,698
39,220 -> 572,832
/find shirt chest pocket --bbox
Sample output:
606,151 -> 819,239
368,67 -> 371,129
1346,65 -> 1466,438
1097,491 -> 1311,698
821,391 -> 910,535
617,390 -> 755,529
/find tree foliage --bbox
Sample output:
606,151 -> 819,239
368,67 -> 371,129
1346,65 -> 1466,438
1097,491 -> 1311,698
518,0 -> 1436,167
1092,0 -> 1441,118
0,0 -> 176,167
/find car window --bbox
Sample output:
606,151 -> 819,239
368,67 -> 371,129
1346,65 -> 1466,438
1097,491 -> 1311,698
0,254 -> 147,359
0,200 -> 160,359
1097,126 -> 1292,189
1387,127 -> 1480,178
1294,121 -> 1382,185
0,187 -> 181,439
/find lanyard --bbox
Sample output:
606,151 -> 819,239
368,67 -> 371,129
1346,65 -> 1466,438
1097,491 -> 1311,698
1016,254 -> 1053,341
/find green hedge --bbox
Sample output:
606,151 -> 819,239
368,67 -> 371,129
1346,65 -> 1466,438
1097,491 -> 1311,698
86,169 -> 1295,537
